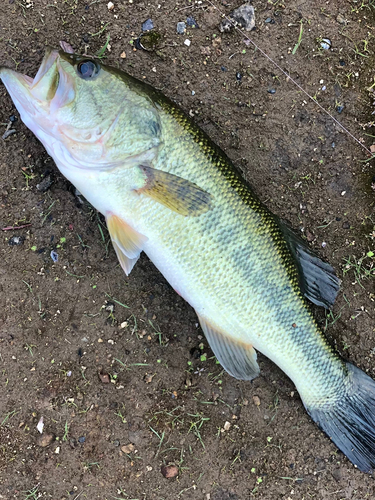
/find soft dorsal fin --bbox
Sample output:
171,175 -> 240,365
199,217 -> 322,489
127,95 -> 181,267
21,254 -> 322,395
278,220 -> 340,309
106,214 -> 148,276
136,165 -> 213,216
197,313 -> 260,381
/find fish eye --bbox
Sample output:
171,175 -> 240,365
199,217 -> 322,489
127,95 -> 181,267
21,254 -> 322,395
77,60 -> 100,79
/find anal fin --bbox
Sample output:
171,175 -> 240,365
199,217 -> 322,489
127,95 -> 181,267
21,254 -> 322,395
106,214 -> 148,276
197,313 -> 260,381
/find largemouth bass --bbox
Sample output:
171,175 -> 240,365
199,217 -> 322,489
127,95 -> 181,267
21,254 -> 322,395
1,49 -> 375,472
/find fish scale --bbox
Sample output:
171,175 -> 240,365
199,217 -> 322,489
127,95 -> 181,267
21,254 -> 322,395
1,49 -> 375,473
139,100 -> 345,403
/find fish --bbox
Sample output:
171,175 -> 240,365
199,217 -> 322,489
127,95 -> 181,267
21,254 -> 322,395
1,48 -> 375,472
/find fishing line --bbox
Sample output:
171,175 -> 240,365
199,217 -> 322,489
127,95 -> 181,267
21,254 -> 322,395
206,0 -> 373,157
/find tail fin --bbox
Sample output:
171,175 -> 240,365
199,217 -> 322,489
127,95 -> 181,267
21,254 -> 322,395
306,363 -> 375,473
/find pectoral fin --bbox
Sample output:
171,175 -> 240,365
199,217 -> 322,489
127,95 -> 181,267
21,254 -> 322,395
197,313 -> 260,381
136,165 -> 213,216
106,214 -> 148,276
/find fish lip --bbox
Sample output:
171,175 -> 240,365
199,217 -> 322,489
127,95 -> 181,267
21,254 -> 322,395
0,47 -> 60,103
0,67 -> 33,88
31,47 -> 59,89
0,47 -> 59,89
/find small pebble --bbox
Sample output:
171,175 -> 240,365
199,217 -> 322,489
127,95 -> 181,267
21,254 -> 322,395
113,439 -> 120,447
331,142 -> 335,148
253,395 -> 261,406
50,250 -> 58,263
265,17 -> 274,24
121,443 -> 135,454
107,1 -> 114,10
184,39 -> 191,47
320,38 -> 331,50
120,51 -> 126,59
37,433 -> 54,447
9,236 -> 24,246
268,88 -> 276,94
191,90 -> 196,96
36,174 -> 53,192
321,85 -> 326,91
305,229 -> 315,242
105,302 -> 115,313
142,18 -> 154,31
78,436 -> 86,444
161,464 -> 179,479
144,373 -> 155,384
220,3 -> 255,32
223,421 -> 231,431
98,371 -> 110,383
9,115 -> 17,123
177,22 -> 186,34
322,241 -> 327,248
187,15 -> 199,28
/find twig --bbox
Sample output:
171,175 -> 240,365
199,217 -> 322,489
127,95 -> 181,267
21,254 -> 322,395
2,223 -> 32,231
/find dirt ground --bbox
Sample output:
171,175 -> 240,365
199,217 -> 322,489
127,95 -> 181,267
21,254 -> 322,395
1,0 -> 375,499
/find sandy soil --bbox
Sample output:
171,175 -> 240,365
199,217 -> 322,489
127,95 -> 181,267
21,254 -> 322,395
1,0 -> 375,499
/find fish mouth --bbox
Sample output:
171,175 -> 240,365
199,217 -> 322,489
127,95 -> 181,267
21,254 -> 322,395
31,47 -> 59,90
0,47 -> 74,118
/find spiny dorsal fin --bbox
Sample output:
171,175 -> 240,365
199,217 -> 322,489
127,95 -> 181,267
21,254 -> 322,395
136,165 -> 213,216
197,313 -> 260,381
278,219 -> 340,309
106,214 -> 148,276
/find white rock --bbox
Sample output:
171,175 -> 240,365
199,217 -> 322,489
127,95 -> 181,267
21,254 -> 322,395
223,421 -> 231,431
37,417 -> 44,434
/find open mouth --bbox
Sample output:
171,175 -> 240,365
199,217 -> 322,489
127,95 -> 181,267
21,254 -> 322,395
31,47 -> 59,89
0,48 -> 75,118
29,48 -> 61,103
